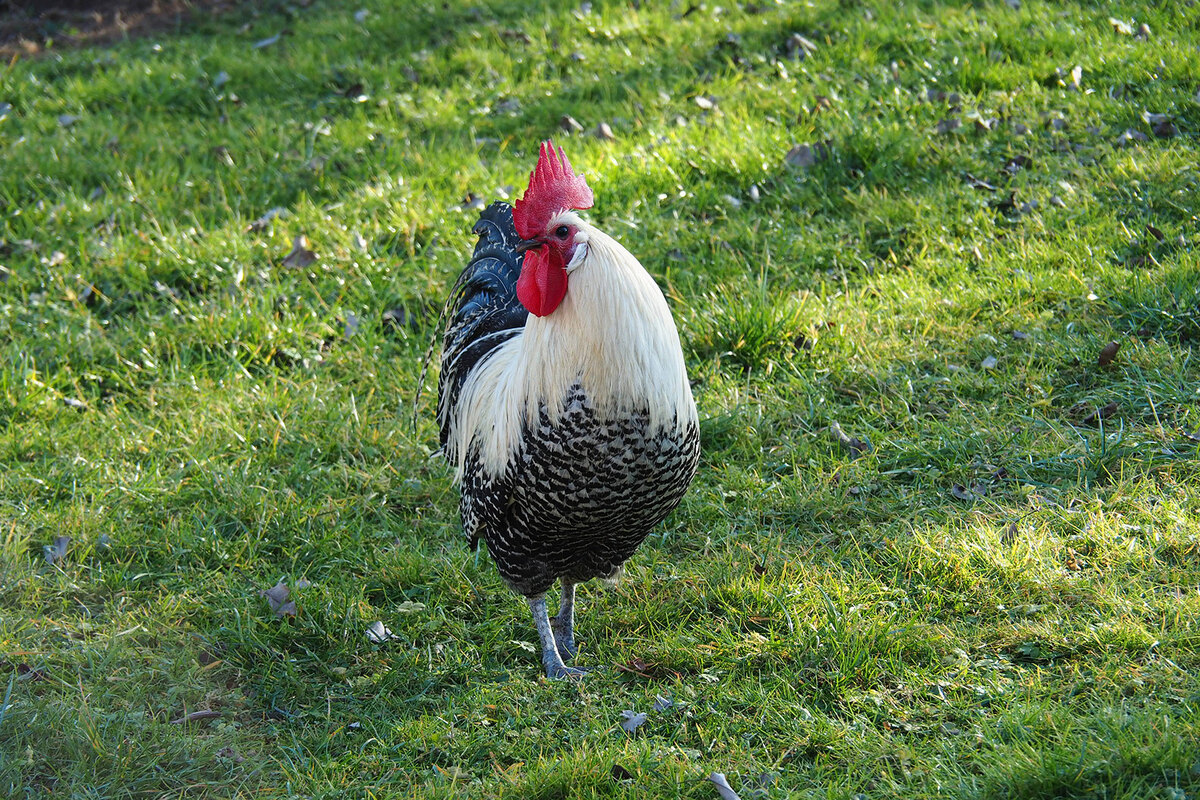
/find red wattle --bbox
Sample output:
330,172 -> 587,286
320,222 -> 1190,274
516,247 -> 568,317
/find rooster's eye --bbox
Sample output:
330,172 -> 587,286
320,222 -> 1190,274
555,225 -> 570,239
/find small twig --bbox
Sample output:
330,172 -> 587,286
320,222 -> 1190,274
169,709 -> 222,725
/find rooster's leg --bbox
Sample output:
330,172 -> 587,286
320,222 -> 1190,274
550,581 -> 578,659
528,594 -> 587,679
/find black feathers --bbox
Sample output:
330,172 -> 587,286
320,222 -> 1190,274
436,202 -> 528,451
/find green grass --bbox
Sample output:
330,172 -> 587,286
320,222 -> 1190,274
2,0 -> 1199,797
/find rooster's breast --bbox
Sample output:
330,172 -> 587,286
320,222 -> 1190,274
485,384 -> 699,595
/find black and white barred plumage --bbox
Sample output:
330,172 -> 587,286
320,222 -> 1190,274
436,201 -> 699,678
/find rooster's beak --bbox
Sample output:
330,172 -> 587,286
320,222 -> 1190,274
515,238 -> 543,253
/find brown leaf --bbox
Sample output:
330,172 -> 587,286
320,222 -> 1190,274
1097,341 -> 1120,367
950,484 -> 983,502
1082,401 -> 1119,426
1146,224 -> 1164,242
1001,522 -> 1019,544
594,122 -> 615,141
281,235 -> 316,269
611,764 -> 634,781
559,114 -> 583,133
262,581 -> 297,618
829,421 -> 871,457
1152,119 -> 1178,139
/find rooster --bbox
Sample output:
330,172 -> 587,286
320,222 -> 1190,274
436,141 -> 699,678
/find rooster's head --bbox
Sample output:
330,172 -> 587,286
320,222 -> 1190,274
512,141 -> 594,317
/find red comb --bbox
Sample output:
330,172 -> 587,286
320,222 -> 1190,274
512,140 -> 593,239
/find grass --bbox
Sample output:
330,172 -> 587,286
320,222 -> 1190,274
1,0 -> 1198,797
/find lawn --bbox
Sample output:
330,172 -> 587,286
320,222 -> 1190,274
1,0 -> 1198,797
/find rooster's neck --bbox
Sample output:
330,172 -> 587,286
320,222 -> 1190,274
517,223 -> 692,425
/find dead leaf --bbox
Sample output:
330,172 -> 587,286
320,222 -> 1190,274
252,33 -> 283,49
965,174 -> 997,191
1064,547 -> 1084,571
281,235 -> 316,269
652,694 -> 674,711
262,581 -> 297,618
785,142 -> 828,169
0,103 -> 10,122
694,95 -> 715,110
1098,341 -> 1119,367
1082,401 -> 1119,426
1068,65 -> 1082,90
611,764 -> 634,781
1152,119 -> 1178,139
1146,224 -> 1164,242
217,746 -> 245,763
559,114 -> 584,133
829,421 -> 871,458
1001,522 -> 1019,544
1049,195 -> 1067,208
1003,155 -> 1032,174
981,355 -> 998,370
949,484 -> 971,501
44,535 -> 70,564
594,122 -> 615,140
57,114 -> 80,128
708,773 -> 742,800
619,709 -> 647,734
169,709 -> 222,725
500,28 -> 532,44
786,33 -> 817,58
343,312 -> 360,339
1116,129 -> 1148,146
366,620 -> 397,643
247,207 -> 287,232
395,601 -> 425,613
62,397 -> 88,411
1135,23 -> 1151,40
1108,17 -> 1133,35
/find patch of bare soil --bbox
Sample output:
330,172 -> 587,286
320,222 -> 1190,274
0,0 -> 240,59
